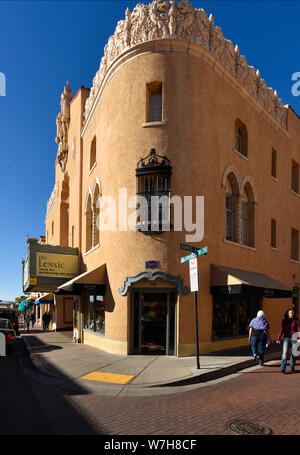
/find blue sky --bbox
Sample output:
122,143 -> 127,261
0,0 -> 299,301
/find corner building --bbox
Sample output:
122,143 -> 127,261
44,0 -> 300,356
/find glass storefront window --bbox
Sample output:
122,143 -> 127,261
83,294 -> 105,335
212,294 -> 261,340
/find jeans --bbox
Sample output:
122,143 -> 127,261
251,333 -> 266,365
281,338 -> 297,372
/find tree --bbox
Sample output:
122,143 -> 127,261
15,296 -> 27,303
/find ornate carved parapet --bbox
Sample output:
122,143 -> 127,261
56,81 -> 72,172
83,0 -> 287,130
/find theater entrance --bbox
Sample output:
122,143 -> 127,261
130,289 -> 177,355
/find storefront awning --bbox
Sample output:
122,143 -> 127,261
18,299 -> 33,311
54,264 -> 106,295
210,264 -> 292,299
34,293 -> 54,305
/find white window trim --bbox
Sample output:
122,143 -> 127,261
142,120 -> 167,128
89,161 -> 97,176
233,147 -> 249,161
84,243 -> 100,256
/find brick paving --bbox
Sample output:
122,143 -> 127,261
70,363 -> 300,435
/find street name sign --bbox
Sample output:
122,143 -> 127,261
180,246 -> 207,263
180,252 -> 197,263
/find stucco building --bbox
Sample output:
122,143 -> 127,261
25,0 -> 300,356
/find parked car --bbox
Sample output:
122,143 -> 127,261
0,309 -> 19,335
0,318 -> 16,353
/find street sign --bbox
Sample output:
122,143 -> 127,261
189,258 -> 199,292
196,246 -> 208,256
180,246 -> 207,263
180,252 -> 197,263
180,243 -> 198,253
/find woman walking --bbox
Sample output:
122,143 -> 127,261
248,310 -> 271,366
24,313 -> 31,333
276,308 -> 300,374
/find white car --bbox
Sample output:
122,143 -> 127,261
0,318 -> 16,353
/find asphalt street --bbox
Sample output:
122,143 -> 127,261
1,334 -> 299,441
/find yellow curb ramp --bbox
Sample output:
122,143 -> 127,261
81,371 -> 135,384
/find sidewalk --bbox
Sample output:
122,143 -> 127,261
20,326 -> 283,396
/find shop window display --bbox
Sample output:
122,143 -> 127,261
83,295 -> 105,335
212,294 -> 260,339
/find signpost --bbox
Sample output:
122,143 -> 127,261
180,243 -> 208,370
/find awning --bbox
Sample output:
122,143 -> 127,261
54,264 -> 106,295
18,299 -> 33,311
34,293 -> 54,305
211,264 -> 292,298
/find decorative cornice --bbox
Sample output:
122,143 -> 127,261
118,270 -> 190,295
83,0 -> 287,131
55,81 -> 72,172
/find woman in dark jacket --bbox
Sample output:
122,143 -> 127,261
276,308 -> 300,374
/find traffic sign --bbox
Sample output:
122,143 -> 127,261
189,258 -> 199,292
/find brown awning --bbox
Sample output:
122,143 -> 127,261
211,264 -> 292,298
54,264 -> 106,295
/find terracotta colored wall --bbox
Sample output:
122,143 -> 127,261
45,42 -> 300,355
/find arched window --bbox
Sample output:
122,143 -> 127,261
234,120 -> 248,158
90,136 -> 96,171
225,174 -> 239,242
93,184 -> 100,246
86,193 -> 93,252
240,183 -> 255,247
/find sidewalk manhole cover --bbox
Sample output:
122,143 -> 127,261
226,419 -> 273,435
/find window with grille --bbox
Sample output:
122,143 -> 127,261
240,186 -> 255,248
136,149 -> 171,232
225,180 -> 235,241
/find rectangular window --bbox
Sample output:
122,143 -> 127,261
291,160 -> 299,194
271,219 -> 277,248
291,228 -> 299,261
71,225 -> 74,248
212,294 -> 261,340
147,82 -> 162,122
271,149 -> 277,178
83,294 -> 105,335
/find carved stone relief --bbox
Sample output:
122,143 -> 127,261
83,0 -> 287,129
55,81 -> 72,172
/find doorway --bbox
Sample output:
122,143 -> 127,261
130,288 -> 177,355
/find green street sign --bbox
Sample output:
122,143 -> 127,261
197,246 -> 208,256
180,245 -> 208,263
180,243 -> 198,253
180,252 -> 197,263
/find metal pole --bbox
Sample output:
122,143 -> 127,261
194,290 -> 200,369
